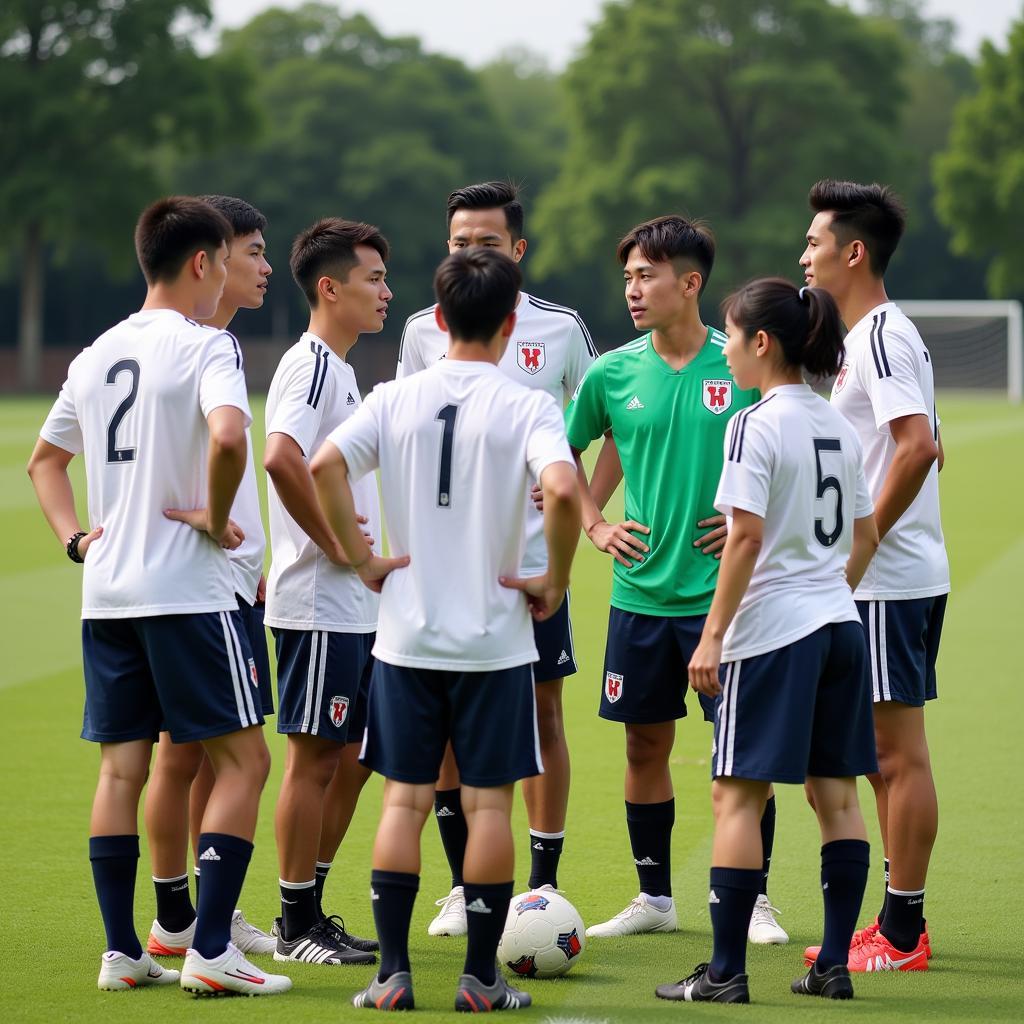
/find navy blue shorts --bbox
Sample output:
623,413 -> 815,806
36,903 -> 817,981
273,629 -> 373,743
712,620 -> 877,784
82,610 -> 264,744
601,608 -> 714,724
858,596 -> 946,707
360,661 -> 543,787
533,592 -> 578,683
237,597 -> 274,717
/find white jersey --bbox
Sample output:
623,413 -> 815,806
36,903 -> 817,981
39,308 -> 250,619
714,385 -> 874,662
831,302 -> 950,601
397,291 -> 596,574
227,429 -> 265,605
328,359 -> 574,671
264,333 -> 380,633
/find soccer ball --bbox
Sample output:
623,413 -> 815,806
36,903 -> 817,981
497,890 -> 586,979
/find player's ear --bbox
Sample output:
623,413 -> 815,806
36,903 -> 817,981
317,276 -> 337,304
755,329 -> 771,357
512,238 -> 527,262
682,270 -> 702,298
435,305 -> 449,333
847,240 -> 867,270
192,249 -> 207,280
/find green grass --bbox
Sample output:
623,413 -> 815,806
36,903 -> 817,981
1,394 -> 1022,1022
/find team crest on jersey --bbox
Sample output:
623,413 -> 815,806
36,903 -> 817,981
702,379 -> 733,415
329,695 -> 349,727
833,364 -> 850,394
605,671 -> 624,703
517,341 -> 546,375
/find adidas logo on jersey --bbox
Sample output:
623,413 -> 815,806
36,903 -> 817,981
708,889 -> 720,904
466,898 -> 493,914
557,650 -> 570,665
436,806 -> 456,818
634,856 -> 660,866
346,392 -> 356,406
199,847 -> 221,862
626,395 -> 645,410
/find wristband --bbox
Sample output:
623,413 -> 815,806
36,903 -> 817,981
66,531 -> 87,564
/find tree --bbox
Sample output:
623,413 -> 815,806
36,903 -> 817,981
934,15 -> 1024,297
0,1 -> 257,387
531,0 -> 906,339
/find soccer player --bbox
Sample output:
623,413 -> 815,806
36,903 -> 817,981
310,247 -> 581,1012
144,194 -> 276,959
655,278 -> 879,1004
397,181 -> 597,934
262,218 -> 390,966
566,216 -> 784,941
26,196 -> 290,996
800,180 -> 948,971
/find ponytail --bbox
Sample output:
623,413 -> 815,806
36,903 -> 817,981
723,277 -> 844,379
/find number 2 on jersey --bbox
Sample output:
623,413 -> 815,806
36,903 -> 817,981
435,403 -> 459,507
812,438 -> 844,547
105,359 -> 140,463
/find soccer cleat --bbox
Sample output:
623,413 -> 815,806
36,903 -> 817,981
97,950 -> 181,990
804,917 -> 932,966
230,909 -> 276,955
585,894 -> 677,937
655,962 -> 750,1003
748,894 -> 789,945
792,962 -> 854,999
427,885 -> 467,937
846,929 -> 929,973
322,913 -> 380,953
181,942 -> 292,996
147,917 -> 195,957
352,971 -> 415,1011
454,972 -> 531,1012
274,916 -> 376,965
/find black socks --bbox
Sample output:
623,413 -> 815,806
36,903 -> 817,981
463,881 -> 514,986
434,789 -> 468,888
818,839 -> 870,970
708,866 -> 760,979
527,830 -> 565,890
153,872 -> 196,932
625,798 -> 674,897
90,834 -> 142,959
192,832 -> 253,959
371,870 -> 419,982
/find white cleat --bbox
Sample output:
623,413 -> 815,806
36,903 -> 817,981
147,917 -> 195,957
427,885 -> 467,937
180,942 -> 292,996
97,950 -> 181,990
231,909 -> 277,955
585,894 -> 677,938
748,894 -> 789,945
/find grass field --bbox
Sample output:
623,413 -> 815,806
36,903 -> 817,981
1,393 -> 1022,1023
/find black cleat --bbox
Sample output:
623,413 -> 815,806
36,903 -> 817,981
656,962 -> 750,1003
353,971 -> 415,1010
792,962 -> 854,999
323,913 -> 380,953
273,916 -> 376,965
455,973 -> 531,1012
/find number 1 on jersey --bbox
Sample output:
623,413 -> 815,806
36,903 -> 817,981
435,404 -> 459,508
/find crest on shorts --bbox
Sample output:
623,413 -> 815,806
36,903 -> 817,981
517,341 -> 545,375
833,363 -> 850,394
605,671 -> 624,703
248,657 -> 259,689
702,379 -> 733,415
329,695 -> 350,727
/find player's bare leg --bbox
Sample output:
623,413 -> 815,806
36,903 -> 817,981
199,725 -> 270,841
188,752 -> 216,861
588,721 -> 677,938
92,739 -> 153,837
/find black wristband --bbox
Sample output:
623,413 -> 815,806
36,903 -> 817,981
66,531 -> 87,563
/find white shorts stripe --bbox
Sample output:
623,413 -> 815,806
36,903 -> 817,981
219,612 -> 251,729
226,613 -> 259,725
310,632 -> 329,736
868,602 -> 881,702
530,666 -> 544,775
878,601 -> 891,701
563,591 -> 576,661
716,663 -> 732,777
300,632 -> 320,732
725,661 -> 740,777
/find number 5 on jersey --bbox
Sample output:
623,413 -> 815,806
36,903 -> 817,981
813,437 -> 844,547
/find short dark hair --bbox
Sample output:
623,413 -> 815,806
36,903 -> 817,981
723,277 -> 845,379
199,195 -> 267,236
808,179 -> 907,276
617,215 -> 715,295
289,218 -> 390,307
134,196 -> 232,285
434,249 -> 522,342
446,181 -> 525,241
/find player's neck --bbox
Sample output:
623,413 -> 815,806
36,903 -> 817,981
839,278 -> 890,332
758,366 -> 805,394
447,338 -> 502,364
650,309 -> 707,368
203,304 -> 238,331
140,284 -> 208,321
306,315 -> 357,361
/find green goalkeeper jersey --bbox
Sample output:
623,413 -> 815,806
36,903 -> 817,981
565,328 -> 758,617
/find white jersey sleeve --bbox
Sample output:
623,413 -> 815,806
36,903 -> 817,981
396,311 -> 432,379
853,451 -> 874,519
860,317 -> 929,429
199,332 -> 252,425
561,318 -> 598,399
330,392 -> 381,481
525,393 -> 575,481
265,347 -> 332,456
40,358 -> 85,454
714,411 -> 773,518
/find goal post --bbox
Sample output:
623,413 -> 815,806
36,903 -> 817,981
896,300 -> 1023,404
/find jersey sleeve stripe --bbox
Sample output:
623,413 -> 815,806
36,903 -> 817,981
397,306 -> 435,363
228,332 -> 242,370
876,311 -> 893,376
527,297 -> 599,358
729,393 -> 777,463
306,344 -> 329,409
311,351 -> 329,409
869,314 -> 893,379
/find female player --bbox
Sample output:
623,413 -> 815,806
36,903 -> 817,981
655,278 -> 880,1003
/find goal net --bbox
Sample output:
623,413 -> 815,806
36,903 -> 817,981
896,300 -> 1023,403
